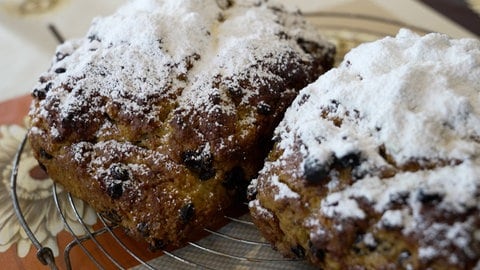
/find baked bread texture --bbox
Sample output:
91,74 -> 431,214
27,0 -> 334,248
248,29 -> 480,269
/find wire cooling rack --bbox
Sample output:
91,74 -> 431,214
11,134 -> 317,270
9,12 -> 431,270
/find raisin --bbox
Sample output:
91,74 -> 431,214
417,189 -> 443,204
54,67 -> 66,74
291,245 -> 306,259
109,163 -> 130,181
179,203 -> 195,223
44,82 -> 53,92
257,101 -> 272,115
106,182 -> 123,199
336,152 -> 361,168
39,148 -> 53,159
303,158 -> 331,184
32,89 -> 47,100
181,149 -> 215,180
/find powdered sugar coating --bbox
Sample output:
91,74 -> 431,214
279,29 -> 480,167
30,0 -> 333,147
251,29 -> 480,267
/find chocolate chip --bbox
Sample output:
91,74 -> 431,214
109,163 -> 130,181
417,189 -> 443,204
181,149 -> 215,181
180,203 -> 195,223
39,148 -> 53,159
136,222 -> 150,237
54,67 -> 66,74
257,101 -> 272,115
106,182 -> 123,199
303,157 -> 331,184
291,245 -> 306,259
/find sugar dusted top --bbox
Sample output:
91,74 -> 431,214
29,0 -> 333,152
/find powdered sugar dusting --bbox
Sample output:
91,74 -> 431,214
265,29 -> 480,263
270,174 -> 299,200
29,0 -> 333,146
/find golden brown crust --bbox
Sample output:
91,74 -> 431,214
28,0 -> 335,248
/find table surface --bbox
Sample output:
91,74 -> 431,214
0,0 -> 479,269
